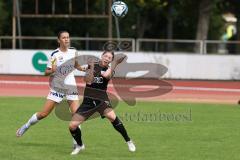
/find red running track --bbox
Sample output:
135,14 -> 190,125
0,75 -> 239,104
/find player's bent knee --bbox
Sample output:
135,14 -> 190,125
69,121 -> 78,130
38,112 -> 49,119
104,110 -> 116,122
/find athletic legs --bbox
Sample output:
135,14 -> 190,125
16,99 -> 56,137
104,108 -> 136,152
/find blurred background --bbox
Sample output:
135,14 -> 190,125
0,0 -> 240,81
1,0 -> 240,54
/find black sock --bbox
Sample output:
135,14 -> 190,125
70,127 -> 83,146
112,117 -> 130,142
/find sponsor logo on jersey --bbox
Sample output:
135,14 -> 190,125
93,77 -> 103,84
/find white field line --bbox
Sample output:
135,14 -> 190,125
1,80 -> 240,93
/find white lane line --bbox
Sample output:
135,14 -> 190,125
0,80 -> 240,93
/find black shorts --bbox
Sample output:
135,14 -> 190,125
76,97 -> 112,119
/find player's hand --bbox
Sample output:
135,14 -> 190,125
52,65 -> 57,73
87,57 -> 97,69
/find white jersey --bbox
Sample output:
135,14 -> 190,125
47,47 -> 77,90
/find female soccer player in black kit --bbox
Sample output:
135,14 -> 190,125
69,51 -> 136,155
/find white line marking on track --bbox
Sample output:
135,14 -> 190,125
1,80 -> 240,93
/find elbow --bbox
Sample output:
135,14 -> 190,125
84,77 -> 93,84
44,70 -> 49,76
44,68 -> 53,76
84,73 -> 94,83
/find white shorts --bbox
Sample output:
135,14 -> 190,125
47,89 -> 79,103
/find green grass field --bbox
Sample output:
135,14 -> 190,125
1,97 -> 240,160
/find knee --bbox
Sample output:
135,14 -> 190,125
105,111 -> 116,122
106,116 -> 116,122
69,121 -> 78,131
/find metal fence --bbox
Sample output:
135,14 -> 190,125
0,36 -> 135,52
136,39 -> 204,54
204,40 -> 240,54
0,36 -> 240,54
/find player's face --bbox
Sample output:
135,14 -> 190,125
58,32 -> 70,48
101,52 -> 113,66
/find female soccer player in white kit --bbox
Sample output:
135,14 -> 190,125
16,31 -> 85,148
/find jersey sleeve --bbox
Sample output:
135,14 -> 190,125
100,67 -> 115,79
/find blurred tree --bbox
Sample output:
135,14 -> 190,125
138,0 -> 168,38
0,0 -> 238,43
0,0 -> 8,35
195,0 -> 225,41
208,2 -> 225,40
195,0 -> 213,41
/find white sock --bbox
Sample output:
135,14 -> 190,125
25,113 -> 39,128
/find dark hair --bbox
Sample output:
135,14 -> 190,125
102,51 -> 114,60
57,30 -> 69,39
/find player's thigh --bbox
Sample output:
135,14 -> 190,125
67,100 -> 79,113
38,99 -> 56,117
103,108 -> 116,122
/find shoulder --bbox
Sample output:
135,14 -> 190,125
51,49 -> 59,57
68,47 -> 77,53
69,47 -> 76,50
68,47 -> 78,56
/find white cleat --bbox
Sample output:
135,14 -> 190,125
127,140 -> 136,152
71,144 -> 85,155
16,124 -> 29,137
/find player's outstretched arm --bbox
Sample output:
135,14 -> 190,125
74,61 -> 87,72
83,60 -> 95,84
74,51 -> 87,72
102,53 -> 127,79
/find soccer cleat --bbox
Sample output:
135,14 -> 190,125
127,140 -> 136,152
71,144 -> 85,155
16,124 -> 29,137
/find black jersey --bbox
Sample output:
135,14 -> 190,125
77,63 -> 112,118
86,63 -> 110,90
83,63 -> 110,100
